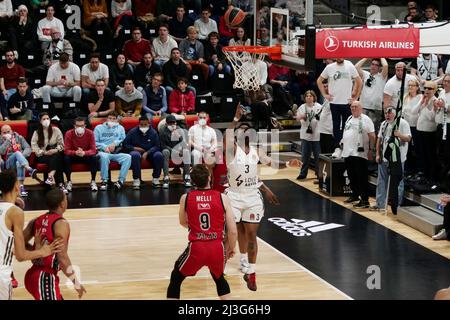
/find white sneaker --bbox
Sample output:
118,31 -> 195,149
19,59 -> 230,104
133,179 -> 141,190
432,229 -> 447,240
184,175 -> 192,187
240,259 -> 249,274
162,176 -> 169,189
90,181 -> 98,191
152,178 -> 161,187
65,181 -> 73,192
331,147 -> 342,159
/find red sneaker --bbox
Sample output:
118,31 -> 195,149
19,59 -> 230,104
243,273 -> 257,291
11,277 -> 18,288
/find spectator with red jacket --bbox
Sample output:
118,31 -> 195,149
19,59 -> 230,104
169,78 -> 195,115
63,117 -> 99,192
122,27 -> 152,68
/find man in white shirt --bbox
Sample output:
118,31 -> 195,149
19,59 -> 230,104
37,5 -> 65,50
355,58 -> 388,130
371,107 -> 411,212
41,52 -> 82,104
341,101 -> 376,208
317,58 -> 362,155
383,62 -> 416,110
152,24 -> 178,67
188,111 -> 217,169
81,53 -> 110,98
194,7 -> 218,41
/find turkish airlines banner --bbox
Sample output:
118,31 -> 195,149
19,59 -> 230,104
316,26 -> 420,59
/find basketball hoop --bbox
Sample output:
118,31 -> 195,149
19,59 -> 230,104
223,45 -> 282,92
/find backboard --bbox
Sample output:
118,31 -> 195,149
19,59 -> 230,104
255,0 -> 314,71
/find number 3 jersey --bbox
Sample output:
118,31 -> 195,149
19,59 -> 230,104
227,146 -> 262,192
185,189 -> 225,242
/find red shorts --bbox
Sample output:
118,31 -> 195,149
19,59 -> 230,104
177,240 -> 225,279
24,267 -> 62,300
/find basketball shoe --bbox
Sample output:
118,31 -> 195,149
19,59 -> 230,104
243,273 -> 257,291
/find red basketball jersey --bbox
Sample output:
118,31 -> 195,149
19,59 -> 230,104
31,212 -> 68,273
185,189 -> 225,242
213,153 -> 228,193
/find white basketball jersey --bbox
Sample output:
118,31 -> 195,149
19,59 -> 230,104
227,146 -> 262,191
0,202 -> 14,275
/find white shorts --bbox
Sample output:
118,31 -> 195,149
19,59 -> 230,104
224,189 -> 264,223
0,272 -> 12,300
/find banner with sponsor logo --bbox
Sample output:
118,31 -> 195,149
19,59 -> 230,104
316,26 -> 420,58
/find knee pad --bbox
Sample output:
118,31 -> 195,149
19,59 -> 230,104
166,269 -> 186,299
212,273 -> 230,297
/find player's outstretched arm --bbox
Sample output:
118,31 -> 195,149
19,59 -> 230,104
221,194 -> 237,260
23,218 -> 37,250
228,103 -> 244,130
178,194 -> 188,228
9,208 -> 62,261
54,219 -> 86,299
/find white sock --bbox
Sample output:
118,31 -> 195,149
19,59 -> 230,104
248,263 -> 255,274
240,253 -> 248,262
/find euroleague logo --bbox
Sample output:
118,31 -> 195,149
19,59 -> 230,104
324,35 -> 339,52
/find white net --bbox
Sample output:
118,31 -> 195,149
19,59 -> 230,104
223,49 -> 267,92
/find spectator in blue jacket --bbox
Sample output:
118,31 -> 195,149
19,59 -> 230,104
94,112 -> 132,190
123,116 -> 164,189
142,73 -> 168,118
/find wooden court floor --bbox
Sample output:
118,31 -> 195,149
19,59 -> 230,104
12,166 -> 449,300
12,205 -> 348,300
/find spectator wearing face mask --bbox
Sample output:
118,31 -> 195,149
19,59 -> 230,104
0,124 -> 39,197
123,116 -> 164,189
30,112 -> 66,193
94,112 -> 131,191
160,114 -> 191,188
64,117 -> 98,192
188,111 -> 216,166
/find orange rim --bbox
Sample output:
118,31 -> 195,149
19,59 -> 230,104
223,44 -> 282,60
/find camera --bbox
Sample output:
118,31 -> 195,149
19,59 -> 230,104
314,114 -> 320,121
306,125 -> 313,134
365,75 -> 374,87
357,146 -> 365,152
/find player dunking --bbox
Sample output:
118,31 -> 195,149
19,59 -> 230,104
224,106 -> 300,291
23,189 -> 86,300
0,169 -> 61,300
167,164 -> 237,300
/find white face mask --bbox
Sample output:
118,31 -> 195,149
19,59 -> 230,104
42,119 -> 50,128
75,127 -> 85,135
168,125 -> 177,132
3,133 -> 12,140
198,118 -> 207,126
140,127 -> 149,134
107,121 -> 117,128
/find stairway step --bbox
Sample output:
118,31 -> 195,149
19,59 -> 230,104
257,129 -> 300,143
397,206 -> 444,237
420,194 -> 444,215
253,142 -> 292,153
269,152 -> 302,162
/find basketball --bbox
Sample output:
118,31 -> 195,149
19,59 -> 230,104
224,7 -> 246,28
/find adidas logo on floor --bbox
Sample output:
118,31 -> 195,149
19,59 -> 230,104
268,217 -> 345,237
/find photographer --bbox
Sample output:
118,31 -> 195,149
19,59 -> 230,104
295,90 -> 322,181
341,101 -> 376,209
